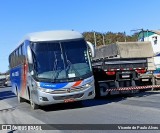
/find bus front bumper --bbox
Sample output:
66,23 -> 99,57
32,86 -> 95,106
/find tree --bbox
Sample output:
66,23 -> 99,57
83,31 -> 138,46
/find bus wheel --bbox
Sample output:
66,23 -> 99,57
17,88 -> 23,103
30,99 -> 39,110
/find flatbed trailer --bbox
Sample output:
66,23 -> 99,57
92,42 -> 158,97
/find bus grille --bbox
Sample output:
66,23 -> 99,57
49,86 -> 85,94
53,93 -> 84,100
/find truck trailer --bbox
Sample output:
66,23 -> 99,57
92,41 -> 159,97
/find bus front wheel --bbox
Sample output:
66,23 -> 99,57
28,88 -> 39,110
17,88 -> 24,103
30,98 -> 39,110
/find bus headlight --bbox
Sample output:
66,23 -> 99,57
38,87 -> 53,93
82,81 -> 94,89
82,83 -> 91,88
33,81 -> 52,92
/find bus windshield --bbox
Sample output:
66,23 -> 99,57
30,39 -> 92,82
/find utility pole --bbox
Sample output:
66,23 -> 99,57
94,32 -> 97,47
147,29 -> 149,41
102,34 -> 105,45
124,31 -> 126,42
142,28 -> 144,41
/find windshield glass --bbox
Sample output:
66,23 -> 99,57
30,39 -> 92,82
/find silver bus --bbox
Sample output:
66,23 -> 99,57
9,30 -> 95,109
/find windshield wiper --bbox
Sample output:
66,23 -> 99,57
52,58 -> 57,82
52,52 -> 64,82
37,77 -> 53,82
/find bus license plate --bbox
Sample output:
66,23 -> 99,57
122,75 -> 130,78
142,79 -> 149,81
64,98 -> 75,103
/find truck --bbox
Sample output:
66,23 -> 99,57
4,75 -> 11,87
92,41 -> 158,97
0,74 -> 8,87
138,30 -> 160,86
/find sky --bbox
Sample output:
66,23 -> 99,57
0,0 -> 160,72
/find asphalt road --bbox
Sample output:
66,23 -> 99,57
1,87 -> 160,133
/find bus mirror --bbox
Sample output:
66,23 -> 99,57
27,46 -> 33,64
87,41 -> 95,58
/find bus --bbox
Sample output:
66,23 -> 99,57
9,30 -> 95,109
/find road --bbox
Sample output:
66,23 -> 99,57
0,87 -> 160,133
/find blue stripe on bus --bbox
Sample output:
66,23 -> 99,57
10,66 -> 22,91
40,82 -> 68,89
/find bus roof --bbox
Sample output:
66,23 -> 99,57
23,30 -> 83,42
9,30 -> 84,55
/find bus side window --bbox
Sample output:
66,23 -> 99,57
9,55 -> 12,68
19,46 -> 22,64
13,52 -> 16,67
15,49 -> 19,66
11,53 -> 14,68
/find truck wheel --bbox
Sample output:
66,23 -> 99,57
131,90 -> 139,94
95,82 -> 109,98
99,83 -> 109,96
95,81 -> 101,98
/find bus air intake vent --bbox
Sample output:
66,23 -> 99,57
53,93 -> 84,100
